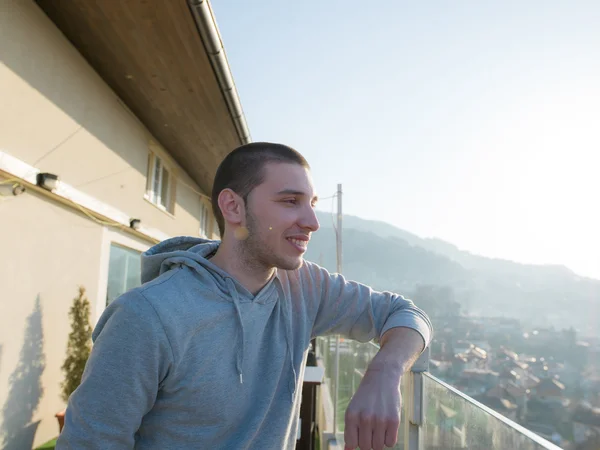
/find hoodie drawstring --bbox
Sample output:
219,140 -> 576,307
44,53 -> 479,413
275,280 -> 297,402
226,278 -> 245,384
226,276 -> 297,402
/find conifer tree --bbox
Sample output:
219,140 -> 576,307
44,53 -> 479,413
61,286 -> 92,402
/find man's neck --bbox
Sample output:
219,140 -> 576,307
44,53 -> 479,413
209,241 -> 275,295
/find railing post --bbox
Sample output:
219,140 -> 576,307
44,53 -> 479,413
333,335 -> 341,433
404,347 -> 429,450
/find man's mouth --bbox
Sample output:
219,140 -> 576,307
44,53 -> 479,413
286,237 -> 309,252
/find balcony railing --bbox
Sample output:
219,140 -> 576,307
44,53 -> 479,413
313,337 -> 564,450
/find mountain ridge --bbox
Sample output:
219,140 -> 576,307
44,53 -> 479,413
305,211 -> 599,337
316,210 -> 581,279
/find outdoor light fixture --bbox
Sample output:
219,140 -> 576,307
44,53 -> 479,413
36,172 -> 59,191
129,218 -> 141,230
12,184 -> 26,196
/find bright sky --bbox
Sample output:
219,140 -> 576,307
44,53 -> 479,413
212,1 -> 600,280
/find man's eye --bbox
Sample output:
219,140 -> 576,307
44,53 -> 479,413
284,199 -> 297,205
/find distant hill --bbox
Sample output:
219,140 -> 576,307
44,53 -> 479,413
305,211 -> 600,337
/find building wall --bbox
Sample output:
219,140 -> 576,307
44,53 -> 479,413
0,188 -> 112,448
0,0 -> 218,240
0,2 -> 221,447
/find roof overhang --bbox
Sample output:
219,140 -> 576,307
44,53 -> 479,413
36,0 -> 250,194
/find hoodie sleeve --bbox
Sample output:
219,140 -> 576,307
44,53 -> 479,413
306,262 -> 433,348
56,290 -> 173,449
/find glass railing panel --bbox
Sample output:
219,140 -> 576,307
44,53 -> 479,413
333,340 -> 406,450
317,335 -> 338,431
422,373 -> 563,450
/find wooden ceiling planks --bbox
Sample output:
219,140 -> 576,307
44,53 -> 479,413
36,0 -> 243,194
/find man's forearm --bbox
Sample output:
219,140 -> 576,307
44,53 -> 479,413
366,327 -> 425,378
343,327 -> 425,449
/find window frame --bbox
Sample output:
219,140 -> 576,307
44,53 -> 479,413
105,243 -> 143,307
199,199 -> 210,238
96,228 -> 150,324
145,152 -> 176,214
212,218 -> 220,239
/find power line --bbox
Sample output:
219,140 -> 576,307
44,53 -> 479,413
33,125 -> 84,167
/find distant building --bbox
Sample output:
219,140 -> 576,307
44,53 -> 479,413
499,369 -> 521,386
497,347 -> 519,362
456,369 -> 499,397
520,373 -> 541,390
429,359 -> 452,378
451,354 -> 468,378
453,340 -> 474,355
572,402 -> 600,447
473,395 -> 518,422
459,346 -> 488,371
535,378 -> 567,405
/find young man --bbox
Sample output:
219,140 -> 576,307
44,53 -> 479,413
57,143 -> 432,450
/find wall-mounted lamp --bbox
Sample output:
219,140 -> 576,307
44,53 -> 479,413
36,172 -> 59,191
129,218 -> 141,230
12,184 -> 26,196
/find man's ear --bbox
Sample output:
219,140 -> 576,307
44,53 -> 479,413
218,188 -> 246,227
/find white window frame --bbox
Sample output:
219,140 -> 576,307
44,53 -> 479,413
145,152 -> 175,214
212,218 -> 220,239
199,200 -> 210,238
96,227 -> 151,325
104,243 -> 143,308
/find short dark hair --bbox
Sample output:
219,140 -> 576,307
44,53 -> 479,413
211,142 -> 310,236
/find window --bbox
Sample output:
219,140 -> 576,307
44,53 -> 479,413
146,152 -> 175,214
213,219 -> 220,239
199,201 -> 210,238
106,244 -> 142,306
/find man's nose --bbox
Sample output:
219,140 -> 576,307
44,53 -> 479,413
300,206 -> 320,232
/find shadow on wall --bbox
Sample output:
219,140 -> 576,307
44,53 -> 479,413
1,296 -> 46,450
0,2 -> 148,179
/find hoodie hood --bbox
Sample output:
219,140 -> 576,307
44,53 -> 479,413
143,236 -> 219,283
142,237 -> 253,299
141,236 -> 296,395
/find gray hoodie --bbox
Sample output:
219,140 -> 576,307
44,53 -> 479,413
57,237 -> 432,449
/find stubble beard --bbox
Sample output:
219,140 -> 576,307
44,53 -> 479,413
238,211 -> 302,272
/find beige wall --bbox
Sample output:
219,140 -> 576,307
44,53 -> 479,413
0,187 -> 110,448
0,177 -> 163,448
0,0 -> 219,240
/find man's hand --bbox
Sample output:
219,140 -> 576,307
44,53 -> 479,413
343,327 -> 425,450
344,367 -> 402,450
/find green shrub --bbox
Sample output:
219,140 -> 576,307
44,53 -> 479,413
60,286 -> 92,402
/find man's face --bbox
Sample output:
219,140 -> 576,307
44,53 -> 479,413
242,162 -> 320,271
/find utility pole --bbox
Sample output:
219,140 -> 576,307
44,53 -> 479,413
333,183 -> 342,433
336,183 -> 343,274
